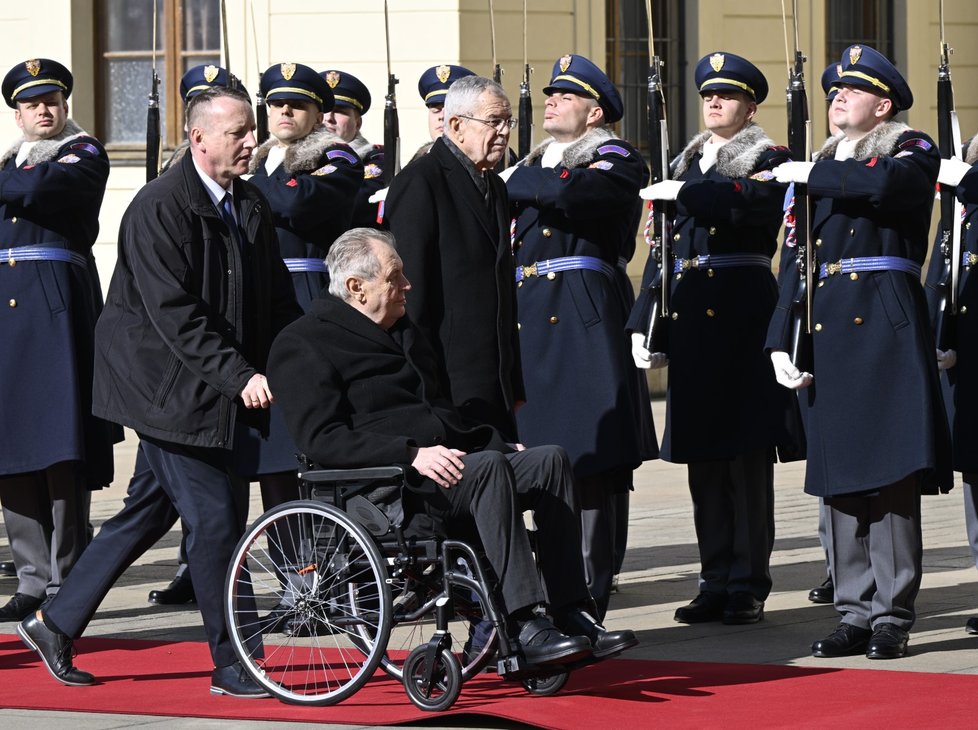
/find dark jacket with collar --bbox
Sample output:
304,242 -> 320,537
267,295 -> 511,490
248,125 -> 363,309
93,151 -> 301,449
0,119 -> 121,485
384,137 -> 524,437
506,128 -> 658,476
766,121 -> 951,496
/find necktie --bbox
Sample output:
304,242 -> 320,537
219,193 -> 245,255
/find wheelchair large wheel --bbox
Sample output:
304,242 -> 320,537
362,556 -> 498,682
225,500 -> 392,705
402,644 -> 462,712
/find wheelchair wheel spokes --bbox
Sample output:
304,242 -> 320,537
225,500 -> 392,705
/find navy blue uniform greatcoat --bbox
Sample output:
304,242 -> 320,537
630,123 -> 801,465
0,120 -> 120,486
385,137 -> 524,437
766,122 -> 952,497
506,129 -> 657,477
248,126 -> 363,309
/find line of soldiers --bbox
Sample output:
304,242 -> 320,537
1,36 -> 975,694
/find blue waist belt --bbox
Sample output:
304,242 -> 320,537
818,256 -> 921,280
963,251 -> 978,268
672,253 -> 771,273
1,245 -> 88,269
515,255 -> 614,283
283,257 -> 328,273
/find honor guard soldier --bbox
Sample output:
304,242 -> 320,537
502,54 -> 657,619
770,45 -> 951,659
320,69 -> 384,228
926,118 -> 978,636
631,52 -> 802,626
412,64 -> 476,161
0,58 -> 120,621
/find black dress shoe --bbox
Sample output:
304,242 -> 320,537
515,617 -> 592,666
811,622 -> 872,657
147,577 -> 195,605
722,591 -> 764,625
866,623 -> 909,659
808,577 -> 834,604
17,612 -> 95,686
0,592 -> 44,621
553,608 -> 638,659
674,592 -> 727,624
210,661 -> 270,698
966,616 -> 978,635
0,561 -> 15,577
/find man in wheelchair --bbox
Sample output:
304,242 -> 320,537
267,228 -> 638,667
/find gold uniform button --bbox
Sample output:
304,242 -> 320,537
673,233 -> 681,241
10,217 -> 16,223
549,316 -> 559,324
547,272 -> 556,280
8,299 -> 16,307
818,280 -> 825,287
849,228 -> 855,236
708,226 -> 717,236
850,272 -> 859,281
8,258 -> 15,267
542,228 -> 552,238
814,323 -> 822,332
854,317 -> 863,325
706,308 -> 715,317
671,311 -> 679,320
962,305 -> 969,314
517,322 -> 521,330
517,280 -> 523,288
815,238 -> 822,247
968,222 -> 973,230
675,272 -> 683,281
707,269 -> 715,277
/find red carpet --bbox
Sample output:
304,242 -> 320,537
1,633 -> 976,728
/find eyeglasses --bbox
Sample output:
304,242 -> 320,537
457,114 -> 517,132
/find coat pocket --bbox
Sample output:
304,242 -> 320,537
36,261 -> 67,314
566,271 -> 601,328
872,272 -> 910,331
152,352 -> 182,409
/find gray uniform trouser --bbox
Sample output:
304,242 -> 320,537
825,473 -> 922,631
963,473 -> 978,571
0,462 -> 88,599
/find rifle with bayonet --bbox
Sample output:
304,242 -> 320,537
250,0 -> 268,143
382,0 -> 400,185
784,0 -> 813,372
488,0 -> 508,172
933,0 -> 962,359
641,0 -> 671,353
145,0 -> 161,183
517,0 -> 532,158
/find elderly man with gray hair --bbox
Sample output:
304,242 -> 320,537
384,75 -> 523,440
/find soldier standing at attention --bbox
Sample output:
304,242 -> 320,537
632,52 -> 802,627
502,54 -> 657,620
770,45 -> 951,659
0,58 -> 120,621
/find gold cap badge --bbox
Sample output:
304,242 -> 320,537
710,53 -> 725,73
835,63 -> 843,78
281,62 -> 296,81
559,55 -> 572,73
25,59 -> 41,77
203,65 -> 219,83
849,45 -> 862,65
436,65 -> 451,83
325,70 -> 340,88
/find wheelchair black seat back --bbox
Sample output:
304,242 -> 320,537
223,462 -> 572,711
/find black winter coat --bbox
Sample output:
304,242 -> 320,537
93,151 -> 301,449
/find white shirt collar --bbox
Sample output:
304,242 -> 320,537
192,156 -> 232,207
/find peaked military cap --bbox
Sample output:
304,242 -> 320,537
179,64 -> 248,102
3,58 -> 72,108
542,54 -> 623,124
821,63 -> 844,101
320,70 -> 371,114
260,62 -> 334,112
417,64 -> 475,107
838,44 -> 912,111
695,52 -> 768,104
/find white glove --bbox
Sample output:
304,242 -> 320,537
630,332 -> 668,369
640,180 -> 684,201
937,348 -> 957,370
498,165 -> 518,183
770,350 -> 813,390
773,161 -> 815,184
368,186 -> 389,204
938,157 -> 971,188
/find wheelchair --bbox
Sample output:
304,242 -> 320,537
223,462 -> 572,710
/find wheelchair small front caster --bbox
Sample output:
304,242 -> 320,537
522,669 -> 569,696
403,644 -> 462,711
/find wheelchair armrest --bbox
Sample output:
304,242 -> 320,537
298,466 -> 405,484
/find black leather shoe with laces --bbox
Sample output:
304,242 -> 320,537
0,592 -> 43,621
147,576 -> 196,605
553,608 -> 638,659
812,622 -> 872,658
17,612 -> 95,686
210,661 -> 271,698
866,623 -> 909,659
808,577 -> 834,604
